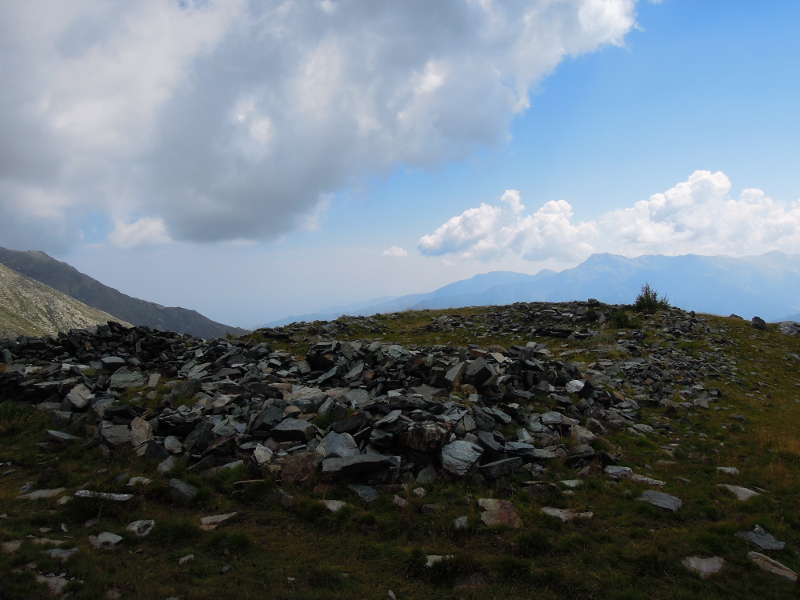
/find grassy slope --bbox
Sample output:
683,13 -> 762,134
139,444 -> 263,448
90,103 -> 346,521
1,307 -> 799,599
0,263 -> 130,338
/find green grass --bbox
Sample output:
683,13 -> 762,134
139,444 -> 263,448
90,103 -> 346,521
1,308 -> 800,598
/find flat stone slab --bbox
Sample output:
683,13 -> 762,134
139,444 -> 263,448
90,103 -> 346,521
718,484 -> 759,501
45,430 -> 81,443
271,418 -> 316,442
126,520 -> 155,537
426,554 -> 454,568
747,552 -> 797,583
200,512 -> 237,531
541,507 -> 593,522
74,490 -> 133,502
18,487 -> 66,500
89,531 -> 123,549
630,474 -> 666,487
478,499 -> 521,527
682,556 -> 726,578
736,525 -> 785,550
638,490 -> 682,512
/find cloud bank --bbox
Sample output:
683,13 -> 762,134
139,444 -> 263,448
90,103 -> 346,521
420,171 -> 800,263
0,0 -> 638,251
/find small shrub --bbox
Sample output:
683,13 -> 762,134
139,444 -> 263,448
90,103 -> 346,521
609,309 -> 641,330
634,283 -> 669,313
307,564 -> 343,590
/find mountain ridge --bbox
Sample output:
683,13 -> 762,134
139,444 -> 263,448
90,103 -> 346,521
266,251 -> 800,326
0,247 -> 248,339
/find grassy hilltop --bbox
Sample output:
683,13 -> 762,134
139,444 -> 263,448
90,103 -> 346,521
1,298 -> 799,599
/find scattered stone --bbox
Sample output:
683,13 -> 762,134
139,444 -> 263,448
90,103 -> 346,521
638,490 -> 682,512
127,476 -> 151,487
158,456 -> 177,474
716,467 -> 739,475
541,507 -> 593,522
44,547 -> 80,561
179,554 -> 195,564
717,484 -> 759,501
736,525 -> 785,550
393,495 -> 408,508
747,552 -> 797,582
18,488 -> 65,500
89,532 -> 123,549
347,483 -> 379,503
682,556 -> 726,579
200,512 -> 237,531
125,520 -> 155,537
478,498 -> 521,528
169,479 -> 199,503
425,554 -> 454,568
324,500 -> 347,512
36,574 -> 70,595
454,516 -> 469,529
74,490 -> 133,502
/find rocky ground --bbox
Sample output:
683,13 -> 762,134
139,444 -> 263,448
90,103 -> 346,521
1,301 -> 799,599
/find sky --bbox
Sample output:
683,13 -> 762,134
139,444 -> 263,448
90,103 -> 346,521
1,0 -> 799,328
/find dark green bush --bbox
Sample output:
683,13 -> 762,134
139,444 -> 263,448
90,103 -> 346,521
634,283 -> 669,313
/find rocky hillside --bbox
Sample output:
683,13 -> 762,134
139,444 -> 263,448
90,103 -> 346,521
1,301 -> 799,598
0,263 -> 131,339
0,246 -> 248,339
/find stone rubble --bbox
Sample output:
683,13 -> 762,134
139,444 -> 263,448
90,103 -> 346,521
1,303 -> 797,594
0,304 -> 735,492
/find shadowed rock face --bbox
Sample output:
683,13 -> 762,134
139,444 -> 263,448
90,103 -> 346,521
0,246 -> 247,339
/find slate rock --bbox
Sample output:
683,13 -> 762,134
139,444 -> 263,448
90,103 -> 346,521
109,370 -> 146,390
89,531 -> 123,549
347,483 -> 379,503
66,383 -> 93,410
478,457 -> 523,479
321,454 -> 394,480
747,552 -> 797,582
271,418 -> 316,443
718,484 -> 759,501
318,432 -> 359,458
541,507 -> 593,522
280,452 -> 320,484
169,478 -> 199,503
441,440 -> 483,477
751,316 -> 768,331
736,525 -> 785,550
638,490 -> 682,512
126,520 -> 155,537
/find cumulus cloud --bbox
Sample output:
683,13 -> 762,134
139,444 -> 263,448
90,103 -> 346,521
0,0 -> 638,248
108,217 -> 171,249
382,246 -> 408,258
603,170 -> 800,256
418,191 -> 598,262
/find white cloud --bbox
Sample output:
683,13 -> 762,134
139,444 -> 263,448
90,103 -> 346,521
0,0 -> 638,249
603,170 -> 800,256
382,246 -> 408,257
418,190 -> 598,262
108,217 -> 171,249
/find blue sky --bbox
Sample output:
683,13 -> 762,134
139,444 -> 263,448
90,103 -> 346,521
1,1 -> 799,327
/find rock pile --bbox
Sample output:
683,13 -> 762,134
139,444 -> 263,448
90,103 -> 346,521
0,303 -> 754,491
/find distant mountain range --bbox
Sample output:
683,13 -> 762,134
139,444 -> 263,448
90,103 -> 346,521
0,262 -> 131,338
0,247 -> 248,339
265,251 -> 800,326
